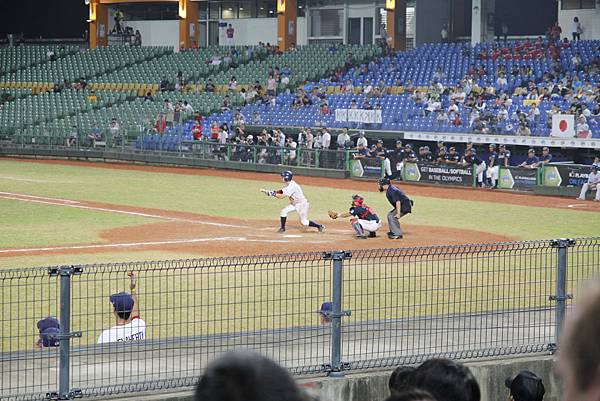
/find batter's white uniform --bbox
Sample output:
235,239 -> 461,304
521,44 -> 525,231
280,180 -> 310,226
578,171 -> 600,201
357,219 -> 382,232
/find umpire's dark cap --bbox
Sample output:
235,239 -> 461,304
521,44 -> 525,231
505,370 -> 545,401
378,177 -> 391,186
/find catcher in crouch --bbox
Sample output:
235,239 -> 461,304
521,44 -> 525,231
329,194 -> 381,239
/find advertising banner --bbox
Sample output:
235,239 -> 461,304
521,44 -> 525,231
403,162 -> 474,186
350,158 -> 383,178
542,164 -> 591,187
498,167 -> 538,190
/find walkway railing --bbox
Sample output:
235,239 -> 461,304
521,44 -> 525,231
1,238 -> 599,400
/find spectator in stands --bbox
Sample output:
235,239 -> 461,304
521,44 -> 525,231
98,272 -> 146,344
576,115 -> 591,138
557,280 -> 600,400
159,77 -> 169,92
228,76 -> 238,92
233,112 -> 245,129
405,358 -> 480,401
88,124 -> 102,147
195,351 -> 306,401
225,24 -> 235,46
192,121 -> 202,141
572,17 -> 582,41
35,317 -> 60,348
356,130 -> 368,149
108,118 -> 121,145
516,124 -> 531,136
337,128 -> 351,149
519,149 -> 539,169
154,113 -> 166,134
183,101 -> 193,114
173,102 -> 182,126
221,96 -> 232,112
66,126 -> 77,147
267,74 -> 277,97
143,91 -> 153,102
505,371 -> 545,401
134,30 -> 142,46
550,22 -> 562,41
353,143 -> 370,159
440,25 -> 449,43
204,79 -> 215,93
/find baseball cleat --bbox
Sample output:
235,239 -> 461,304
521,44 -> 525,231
388,234 -> 403,239
576,197 -> 585,200
369,232 -> 377,238
318,225 -> 325,233
277,228 -> 286,233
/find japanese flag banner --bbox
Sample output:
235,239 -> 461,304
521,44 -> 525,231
551,114 -> 575,138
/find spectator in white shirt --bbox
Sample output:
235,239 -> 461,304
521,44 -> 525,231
363,80 -> 373,95
356,131 -> 368,149
321,129 -> 331,149
98,272 -> 146,344
498,105 -> 509,121
336,128 -> 351,149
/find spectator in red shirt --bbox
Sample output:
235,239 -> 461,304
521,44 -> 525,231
226,24 -> 234,47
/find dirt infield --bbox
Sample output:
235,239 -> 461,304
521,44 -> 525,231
1,158 -> 598,259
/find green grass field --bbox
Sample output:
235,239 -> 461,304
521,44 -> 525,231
1,159 -> 598,352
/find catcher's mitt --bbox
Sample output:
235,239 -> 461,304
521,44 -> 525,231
328,210 -> 339,220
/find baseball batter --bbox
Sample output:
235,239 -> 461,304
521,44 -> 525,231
328,194 -> 381,239
576,164 -> 600,201
261,171 -> 325,233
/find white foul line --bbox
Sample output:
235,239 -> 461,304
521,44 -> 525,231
0,236 -> 329,254
0,176 -> 66,184
0,192 -> 247,229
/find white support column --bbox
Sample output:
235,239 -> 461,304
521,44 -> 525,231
471,0 -> 482,46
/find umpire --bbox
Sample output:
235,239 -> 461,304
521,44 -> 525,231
378,177 -> 413,239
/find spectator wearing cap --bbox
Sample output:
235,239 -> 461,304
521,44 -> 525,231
537,147 -> 552,167
519,149 -> 539,169
463,147 -> 487,188
36,317 -> 60,348
445,147 -> 460,164
498,144 -> 511,167
505,370 -> 545,401
318,302 -> 333,324
403,144 -> 417,163
98,272 -> 146,344
373,140 -> 387,160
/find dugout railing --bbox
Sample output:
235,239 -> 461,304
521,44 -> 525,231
1,237 -> 600,400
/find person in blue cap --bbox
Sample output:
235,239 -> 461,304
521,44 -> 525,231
35,317 -> 60,348
97,272 -> 146,344
318,302 -> 333,325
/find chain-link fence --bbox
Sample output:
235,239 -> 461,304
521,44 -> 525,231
1,238 -> 599,400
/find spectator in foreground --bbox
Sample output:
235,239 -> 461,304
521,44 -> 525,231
35,317 -> 60,348
557,280 -> 600,401
505,370 -> 545,401
389,366 -> 416,396
406,358 -> 480,401
386,389 -> 437,401
97,272 -> 146,344
195,351 -> 307,401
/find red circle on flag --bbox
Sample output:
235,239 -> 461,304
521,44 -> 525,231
559,120 -> 568,132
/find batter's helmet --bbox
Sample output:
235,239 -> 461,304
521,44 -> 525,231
281,170 -> 293,182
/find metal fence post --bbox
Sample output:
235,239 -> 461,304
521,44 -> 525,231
550,238 -> 575,350
323,251 -> 352,377
48,266 -> 83,400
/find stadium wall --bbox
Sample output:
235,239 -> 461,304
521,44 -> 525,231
218,18 -> 278,46
126,20 -> 180,49
105,355 -> 559,401
557,1 -> 600,40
